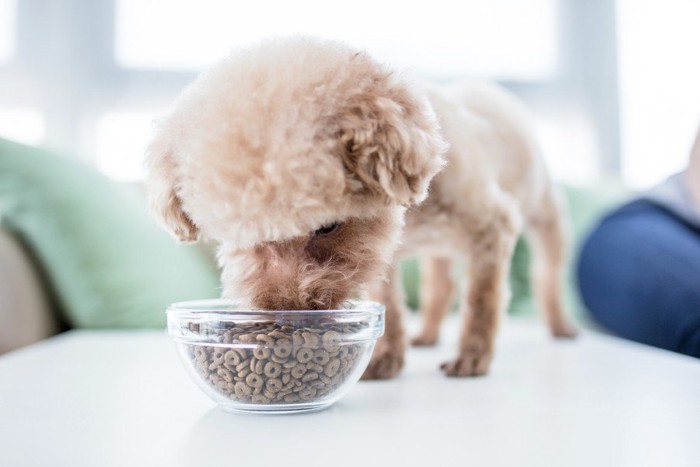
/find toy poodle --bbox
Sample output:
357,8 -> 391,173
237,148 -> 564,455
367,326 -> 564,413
145,36 -> 576,379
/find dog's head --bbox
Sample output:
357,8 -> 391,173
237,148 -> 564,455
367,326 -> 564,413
145,37 -> 446,309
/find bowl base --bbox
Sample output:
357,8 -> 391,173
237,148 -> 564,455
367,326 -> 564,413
218,401 -> 335,415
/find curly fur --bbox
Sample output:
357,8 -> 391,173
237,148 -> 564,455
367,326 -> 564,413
217,210 -> 404,310
145,37 -> 576,379
145,36 -> 446,310
145,37 -> 445,249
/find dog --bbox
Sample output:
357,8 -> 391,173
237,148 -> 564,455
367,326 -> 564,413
369,82 -> 578,378
145,36 -> 576,379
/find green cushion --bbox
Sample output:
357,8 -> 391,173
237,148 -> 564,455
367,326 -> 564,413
401,184 -> 628,320
0,138 -> 220,328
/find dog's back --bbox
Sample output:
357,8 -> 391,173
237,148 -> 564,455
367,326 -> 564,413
418,82 -> 551,220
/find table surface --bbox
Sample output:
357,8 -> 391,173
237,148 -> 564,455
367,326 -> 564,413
1,318 -> 699,467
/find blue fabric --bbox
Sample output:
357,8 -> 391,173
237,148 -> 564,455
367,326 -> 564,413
577,199 -> 700,358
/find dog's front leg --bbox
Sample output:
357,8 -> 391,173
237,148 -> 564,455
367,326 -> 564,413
442,212 -> 519,377
361,261 -> 405,380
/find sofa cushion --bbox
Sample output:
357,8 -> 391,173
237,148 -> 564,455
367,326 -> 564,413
0,138 -> 220,328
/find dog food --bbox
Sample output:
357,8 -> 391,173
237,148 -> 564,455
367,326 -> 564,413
187,322 -> 366,404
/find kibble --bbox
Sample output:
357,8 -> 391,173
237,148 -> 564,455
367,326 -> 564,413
187,321 -> 366,405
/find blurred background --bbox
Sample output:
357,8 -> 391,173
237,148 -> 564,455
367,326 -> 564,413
1,0 -> 700,355
1,0 -> 699,188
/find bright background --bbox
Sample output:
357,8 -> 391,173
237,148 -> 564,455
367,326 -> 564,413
0,0 -> 699,188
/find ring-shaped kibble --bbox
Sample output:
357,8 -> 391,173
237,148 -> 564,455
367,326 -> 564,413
292,333 -> 304,346
272,338 -> 292,358
224,382 -> 236,393
253,346 -> 271,360
312,349 -> 330,365
209,374 -> 224,386
195,323 -> 366,405
310,380 -> 324,390
224,350 -> 241,367
234,382 -> 252,397
217,368 -> 234,382
269,353 -> 286,364
194,347 -> 208,362
251,394 -> 270,404
322,330 -> 342,352
256,334 -> 274,347
254,359 -> 265,375
320,374 -> 332,385
324,358 -> 341,377
245,373 -> 264,389
239,334 -> 257,344
265,378 -> 283,392
195,363 -> 209,377
208,349 -> 225,369
301,372 -> 319,383
264,361 -> 282,378
291,364 -> 307,379
299,386 -> 317,401
302,331 -> 320,348
297,348 -> 314,364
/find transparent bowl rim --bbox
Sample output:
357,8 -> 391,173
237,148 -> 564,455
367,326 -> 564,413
166,299 -> 385,320
166,299 -> 385,344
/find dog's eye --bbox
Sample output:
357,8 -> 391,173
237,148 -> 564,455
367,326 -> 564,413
313,222 -> 342,236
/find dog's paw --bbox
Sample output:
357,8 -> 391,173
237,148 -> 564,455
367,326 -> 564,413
440,349 -> 493,377
361,345 -> 404,380
410,333 -> 438,347
551,323 -> 578,339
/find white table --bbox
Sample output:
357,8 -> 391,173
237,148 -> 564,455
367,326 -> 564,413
1,318 -> 699,467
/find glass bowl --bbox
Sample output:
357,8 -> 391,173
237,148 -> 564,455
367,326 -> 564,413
167,299 -> 384,414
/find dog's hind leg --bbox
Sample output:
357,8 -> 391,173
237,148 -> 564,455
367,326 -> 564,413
362,260 -> 406,380
525,188 -> 577,338
411,256 -> 455,346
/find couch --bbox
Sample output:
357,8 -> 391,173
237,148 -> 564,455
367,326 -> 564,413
0,137 -> 627,354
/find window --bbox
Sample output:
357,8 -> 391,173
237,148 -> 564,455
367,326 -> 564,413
617,0 -> 700,188
0,109 -> 44,145
116,0 -> 558,80
95,112 -> 154,182
0,0 -> 618,186
0,0 -> 15,64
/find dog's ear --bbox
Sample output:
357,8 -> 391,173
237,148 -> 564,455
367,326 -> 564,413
144,143 -> 199,242
335,87 -> 446,206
